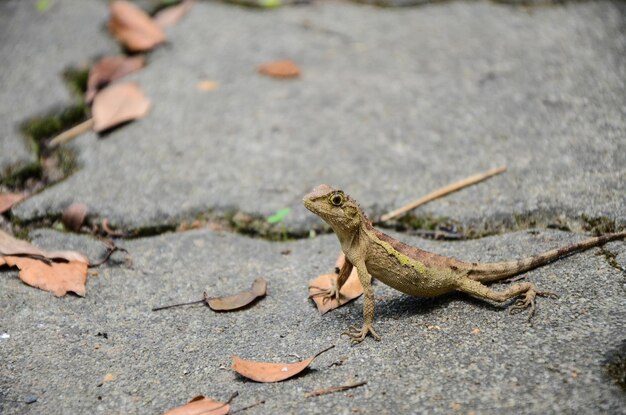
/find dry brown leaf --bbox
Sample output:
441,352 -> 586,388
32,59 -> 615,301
335,252 -> 346,272
102,373 -> 117,383
0,192 -> 27,214
232,345 -> 334,383
86,55 -> 146,103
196,80 -> 219,92
92,82 -> 151,132
4,256 -> 88,297
206,277 -> 267,311
162,395 -> 230,415
308,270 -> 362,314
0,229 -> 88,263
62,203 -> 88,232
258,59 -> 301,79
109,0 -> 166,52
154,0 -> 194,29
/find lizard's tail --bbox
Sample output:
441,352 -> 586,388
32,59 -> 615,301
466,231 -> 626,282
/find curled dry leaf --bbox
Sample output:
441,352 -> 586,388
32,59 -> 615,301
86,55 -> 146,103
4,256 -> 88,297
154,0 -> 194,29
92,82 -> 151,132
0,229 -> 88,263
309,254 -> 362,314
0,230 -> 89,296
206,277 -> 267,311
62,202 -> 89,232
0,192 -> 27,214
162,395 -> 231,415
258,59 -> 300,79
109,0 -> 166,52
232,345 -> 334,383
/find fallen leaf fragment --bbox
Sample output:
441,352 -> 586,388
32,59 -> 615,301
196,80 -> 219,92
0,192 -> 27,214
258,59 -> 300,78
109,0 -> 166,52
308,271 -> 362,314
304,380 -> 367,398
92,82 -> 151,132
163,394 -> 232,415
0,229 -> 88,263
102,373 -> 117,383
62,203 -> 88,232
206,278 -> 267,311
154,0 -> 194,29
4,256 -> 88,297
86,55 -> 146,102
232,345 -> 334,383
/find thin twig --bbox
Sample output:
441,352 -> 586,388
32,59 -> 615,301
379,166 -> 507,222
48,118 -> 95,149
152,298 -> 206,311
88,244 -> 128,268
313,344 -> 335,359
231,399 -> 265,413
304,381 -> 367,398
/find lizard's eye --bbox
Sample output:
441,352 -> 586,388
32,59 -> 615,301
330,193 -> 344,207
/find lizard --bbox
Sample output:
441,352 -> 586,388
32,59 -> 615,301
303,184 -> 626,344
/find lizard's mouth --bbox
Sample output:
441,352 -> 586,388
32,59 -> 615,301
303,184 -> 333,213
302,196 -> 318,214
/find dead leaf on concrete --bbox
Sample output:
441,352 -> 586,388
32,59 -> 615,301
206,277 -> 267,311
4,256 -> 88,297
0,230 -> 89,296
92,83 -> 151,132
196,80 -> 219,92
154,0 -> 194,29
86,55 -> 146,103
232,345 -> 334,383
258,59 -> 301,79
109,0 -> 166,52
162,394 -> 234,415
62,203 -> 88,232
308,269 -> 362,315
0,192 -> 27,214
0,229 -> 88,263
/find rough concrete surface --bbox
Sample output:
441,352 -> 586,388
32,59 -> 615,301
0,0 -> 117,172
1,229 -> 625,414
11,0 -> 626,232
1,0 -> 625,414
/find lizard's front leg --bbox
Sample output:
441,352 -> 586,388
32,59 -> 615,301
342,261 -> 380,344
309,257 -> 353,303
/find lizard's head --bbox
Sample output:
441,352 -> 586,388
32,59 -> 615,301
303,184 -> 365,236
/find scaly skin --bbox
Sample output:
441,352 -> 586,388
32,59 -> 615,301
303,184 -> 626,344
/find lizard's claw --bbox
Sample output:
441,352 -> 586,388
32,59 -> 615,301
309,284 -> 341,304
341,324 -> 380,344
510,289 -> 558,322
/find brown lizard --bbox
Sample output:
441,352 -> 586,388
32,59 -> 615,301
303,184 -> 626,344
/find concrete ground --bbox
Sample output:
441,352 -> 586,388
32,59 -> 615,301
1,0 -> 625,414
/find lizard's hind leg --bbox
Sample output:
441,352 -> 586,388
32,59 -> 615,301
455,278 -> 557,321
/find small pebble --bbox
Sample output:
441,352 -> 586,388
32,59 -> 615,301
24,395 -> 38,404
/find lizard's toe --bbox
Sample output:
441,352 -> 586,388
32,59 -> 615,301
342,324 -> 380,344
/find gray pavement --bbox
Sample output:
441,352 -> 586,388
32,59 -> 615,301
0,0 -> 117,173
8,0 -> 626,233
1,0 -> 625,414
1,229 -> 625,414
